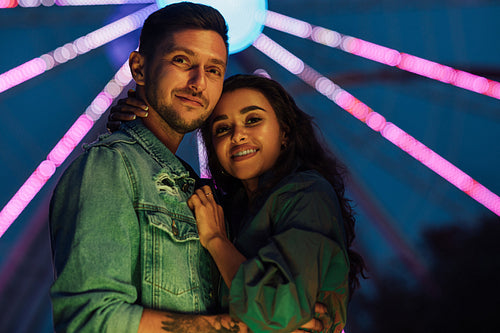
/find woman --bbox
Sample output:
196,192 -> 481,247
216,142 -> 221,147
110,74 -> 365,332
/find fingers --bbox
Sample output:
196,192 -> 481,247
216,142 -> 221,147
314,302 -> 328,315
194,186 -> 214,204
188,185 -> 214,210
127,89 -> 137,98
109,105 -> 148,120
295,318 -> 323,332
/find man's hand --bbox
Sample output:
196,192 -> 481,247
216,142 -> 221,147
139,309 -> 248,333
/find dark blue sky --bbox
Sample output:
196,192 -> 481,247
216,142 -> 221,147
0,1 -> 499,331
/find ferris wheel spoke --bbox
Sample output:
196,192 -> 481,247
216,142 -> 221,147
0,0 -> 153,8
264,10 -> 500,100
0,4 -> 156,94
252,33 -> 500,217
0,58 -> 133,237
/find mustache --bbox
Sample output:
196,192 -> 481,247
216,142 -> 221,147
175,88 -> 208,105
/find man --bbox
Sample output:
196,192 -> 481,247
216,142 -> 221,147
50,2 -> 326,332
50,3 -> 235,332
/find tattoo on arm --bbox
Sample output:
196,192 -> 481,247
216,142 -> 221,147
161,313 -> 241,333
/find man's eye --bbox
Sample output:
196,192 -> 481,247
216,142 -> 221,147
208,68 -> 221,76
173,57 -> 187,64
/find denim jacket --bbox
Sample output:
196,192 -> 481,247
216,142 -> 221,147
49,120 -> 220,332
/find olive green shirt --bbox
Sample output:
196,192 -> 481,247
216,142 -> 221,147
226,169 -> 350,333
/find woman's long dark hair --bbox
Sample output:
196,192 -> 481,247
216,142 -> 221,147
200,74 -> 366,296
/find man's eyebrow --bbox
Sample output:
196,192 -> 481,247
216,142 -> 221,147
211,105 -> 267,124
167,46 -> 226,67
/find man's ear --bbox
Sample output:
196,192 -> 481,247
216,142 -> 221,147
129,51 -> 146,86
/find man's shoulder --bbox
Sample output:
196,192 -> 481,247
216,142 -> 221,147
84,130 -> 137,151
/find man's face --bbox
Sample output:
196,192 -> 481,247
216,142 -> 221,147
144,29 -> 227,134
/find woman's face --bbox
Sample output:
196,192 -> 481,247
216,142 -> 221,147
210,88 -> 285,193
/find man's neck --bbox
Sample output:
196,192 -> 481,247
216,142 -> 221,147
137,88 -> 184,154
142,113 -> 184,154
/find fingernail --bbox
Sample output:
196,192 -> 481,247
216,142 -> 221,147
143,105 -> 149,111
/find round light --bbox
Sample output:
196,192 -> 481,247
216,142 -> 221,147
156,0 -> 267,54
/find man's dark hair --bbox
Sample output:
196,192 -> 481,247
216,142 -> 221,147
139,2 -> 229,59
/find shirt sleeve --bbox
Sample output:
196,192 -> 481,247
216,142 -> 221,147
228,175 -> 350,333
49,145 -> 143,333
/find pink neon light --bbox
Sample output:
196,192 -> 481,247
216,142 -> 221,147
0,0 -> 152,6
0,4 -> 156,95
56,0 -> 153,5
253,33 -> 500,216
0,60 -> 133,237
0,58 -> 46,93
264,11 -> 500,100
0,0 -> 17,7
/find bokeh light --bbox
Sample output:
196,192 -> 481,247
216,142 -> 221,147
254,34 -> 500,216
156,0 -> 267,54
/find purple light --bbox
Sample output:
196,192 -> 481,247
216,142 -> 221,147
265,11 -> 500,100
264,10 -> 312,38
0,4 -> 156,95
253,34 -> 304,74
0,58 -> 46,93
56,0 -> 153,5
0,58 -> 133,237
253,33 -> 500,216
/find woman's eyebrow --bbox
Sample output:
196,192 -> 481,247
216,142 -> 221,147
211,105 -> 266,125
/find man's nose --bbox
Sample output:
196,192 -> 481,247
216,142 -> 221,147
188,66 -> 207,92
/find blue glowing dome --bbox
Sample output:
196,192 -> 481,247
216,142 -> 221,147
156,0 -> 267,54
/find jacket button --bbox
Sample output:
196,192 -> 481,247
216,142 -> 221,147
182,183 -> 189,192
172,220 -> 179,236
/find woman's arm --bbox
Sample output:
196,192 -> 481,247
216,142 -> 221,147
187,186 -> 246,288
188,185 -> 334,333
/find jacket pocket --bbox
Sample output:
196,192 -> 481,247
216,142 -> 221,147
142,210 -> 202,311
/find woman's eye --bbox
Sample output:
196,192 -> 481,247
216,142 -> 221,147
246,117 -> 262,125
214,125 -> 230,135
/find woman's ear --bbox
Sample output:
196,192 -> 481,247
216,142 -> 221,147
280,130 -> 289,150
129,51 -> 146,86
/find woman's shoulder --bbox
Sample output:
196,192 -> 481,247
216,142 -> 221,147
281,169 -> 331,190
271,169 -> 336,203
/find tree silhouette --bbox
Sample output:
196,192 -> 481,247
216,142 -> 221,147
349,215 -> 500,333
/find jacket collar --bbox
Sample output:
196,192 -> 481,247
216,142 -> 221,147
121,119 -> 188,175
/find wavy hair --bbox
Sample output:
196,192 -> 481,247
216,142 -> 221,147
200,74 -> 367,296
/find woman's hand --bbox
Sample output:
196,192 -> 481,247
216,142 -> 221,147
107,89 -> 149,132
188,185 -> 227,249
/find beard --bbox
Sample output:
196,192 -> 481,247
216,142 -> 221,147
145,81 -> 209,135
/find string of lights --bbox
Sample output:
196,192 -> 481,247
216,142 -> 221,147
0,0 -> 153,8
264,10 -> 500,100
252,33 -> 500,216
0,59 -> 133,237
0,4 -> 156,94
